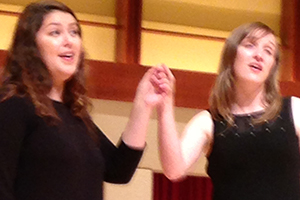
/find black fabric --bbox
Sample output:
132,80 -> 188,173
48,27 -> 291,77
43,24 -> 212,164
207,97 -> 300,200
0,96 -> 143,200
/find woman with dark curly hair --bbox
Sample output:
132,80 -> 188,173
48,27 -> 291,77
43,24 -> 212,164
153,22 -> 300,200
0,1 -> 159,199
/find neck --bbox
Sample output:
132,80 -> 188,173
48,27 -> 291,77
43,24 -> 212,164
231,81 -> 266,114
48,83 -> 64,102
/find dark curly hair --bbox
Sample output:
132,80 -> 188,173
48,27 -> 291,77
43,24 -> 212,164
0,0 -> 97,140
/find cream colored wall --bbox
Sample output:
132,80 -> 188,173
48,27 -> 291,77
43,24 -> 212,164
168,0 -> 281,14
81,25 -> 115,62
0,14 -> 18,50
104,168 -> 153,200
141,30 -> 224,73
141,21 -> 228,73
90,99 -> 208,176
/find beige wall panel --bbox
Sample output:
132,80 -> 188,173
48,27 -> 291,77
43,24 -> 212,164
81,25 -> 116,62
142,21 -> 230,39
141,32 -> 224,73
90,98 -> 209,176
0,15 -> 17,50
104,168 -> 153,200
164,0 -> 281,14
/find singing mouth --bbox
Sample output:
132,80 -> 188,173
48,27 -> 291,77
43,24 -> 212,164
249,63 -> 262,71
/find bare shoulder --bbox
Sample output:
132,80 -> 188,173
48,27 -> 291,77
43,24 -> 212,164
184,110 -> 214,141
291,96 -> 300,114
189,109 -> 213,122
291,96 -> 300,105
180,110 -> 214,164
291,96 -> 300,137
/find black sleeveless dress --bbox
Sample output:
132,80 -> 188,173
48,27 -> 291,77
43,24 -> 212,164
207,97 -> 300,200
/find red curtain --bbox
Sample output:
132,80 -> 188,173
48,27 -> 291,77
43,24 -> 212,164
153,173 -> 213,200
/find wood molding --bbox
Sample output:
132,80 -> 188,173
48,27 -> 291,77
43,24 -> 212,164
0,50 -> 7,67
142,27 -> 226,42
86,60 -> 300,109
2,50 -> 300,110
86,59 -> 216,109
0,10 -> 20,17
86,60 -> 147,102
116,0 -> 142,64
280,0 -> 300,82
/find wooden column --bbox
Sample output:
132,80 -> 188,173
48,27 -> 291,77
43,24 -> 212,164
280,0 -> 300,82
116,0 -> 142,64
0,50 -> 7,67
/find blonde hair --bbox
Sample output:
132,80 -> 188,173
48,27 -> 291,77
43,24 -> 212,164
209,22 -> 282,125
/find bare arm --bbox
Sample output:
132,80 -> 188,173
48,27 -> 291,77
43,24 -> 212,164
155,65 -> 213,180
122,68 -> 162,149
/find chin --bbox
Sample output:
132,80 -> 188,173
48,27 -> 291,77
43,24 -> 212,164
247,79 -> 265,86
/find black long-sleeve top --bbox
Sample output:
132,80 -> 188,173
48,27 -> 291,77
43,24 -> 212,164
0,96 -> 144,200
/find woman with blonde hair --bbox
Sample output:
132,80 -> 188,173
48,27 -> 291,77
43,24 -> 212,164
153,22 -> 300,200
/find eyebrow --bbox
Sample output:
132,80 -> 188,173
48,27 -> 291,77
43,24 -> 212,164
44,22 -> 79,28
267,41 -> 276,49
243,36 -> 276,49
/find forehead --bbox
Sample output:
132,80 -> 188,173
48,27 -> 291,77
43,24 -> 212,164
42,10 -> 77,26
243,29 -> 277,45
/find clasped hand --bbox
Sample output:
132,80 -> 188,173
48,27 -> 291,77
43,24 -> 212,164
134,64 -> 175,110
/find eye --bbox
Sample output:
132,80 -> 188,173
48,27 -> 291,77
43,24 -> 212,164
49,30 -> 60,36
70,29 -> 80,36
244,42 -> 254,48
264,48 -> 274,56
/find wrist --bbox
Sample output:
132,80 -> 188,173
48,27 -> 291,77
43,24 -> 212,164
157,97 -> 174,115
133,96 -> 154,111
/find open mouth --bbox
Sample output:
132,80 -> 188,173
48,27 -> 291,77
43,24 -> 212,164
249,64 -> 262,71
59,53 -> 74,60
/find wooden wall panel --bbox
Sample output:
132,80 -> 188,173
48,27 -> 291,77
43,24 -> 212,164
280,0 -> 300,82
1,50 -> 300,109
0,50 -> 7,67
116,0 -> 142,64
86,59 -> 216,109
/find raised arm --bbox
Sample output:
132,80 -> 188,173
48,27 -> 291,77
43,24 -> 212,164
121,67 -> 163,149
155,65 -> 214,181
101,67 -> 170,183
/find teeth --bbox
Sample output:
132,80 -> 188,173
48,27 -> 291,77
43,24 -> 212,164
250,65 -> 261,70
60,54 -> 73,58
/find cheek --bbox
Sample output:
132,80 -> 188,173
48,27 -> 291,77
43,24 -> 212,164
234,49 -> 245,65
38,40 -> 58,59
236,49 -> 251,61
268,58 -> 276,68
233,52 -> 243,71
76,40 -> 83,53
265,56 -> 276,73
233,48 -> 251,69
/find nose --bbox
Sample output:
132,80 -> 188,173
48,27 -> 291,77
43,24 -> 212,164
62,33 -> 73,47
253,48 -> 263,62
